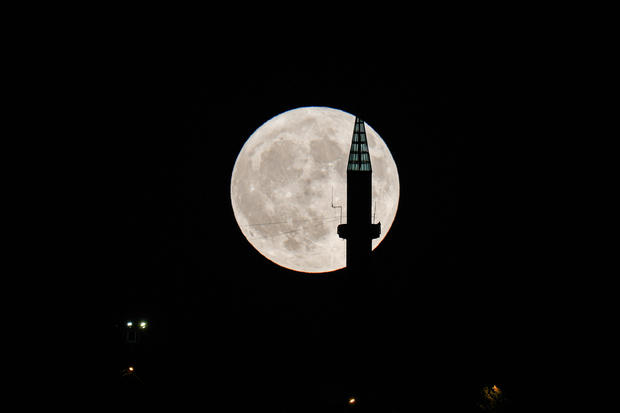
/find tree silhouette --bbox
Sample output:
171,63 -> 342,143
479,385 -> 511,412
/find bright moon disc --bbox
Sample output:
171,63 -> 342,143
230,107 -> 399,273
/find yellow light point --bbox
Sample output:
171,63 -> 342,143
492,385 -> 500,393
348,397 -> 356,405
128,367 -> 134,372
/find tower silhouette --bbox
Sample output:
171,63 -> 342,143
338,117 -> 381,273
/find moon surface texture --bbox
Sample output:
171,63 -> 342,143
230,107 -> 399,273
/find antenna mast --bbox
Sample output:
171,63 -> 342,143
331,186 -> 343,224
373,201 -> 377,224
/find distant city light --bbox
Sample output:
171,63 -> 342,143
139,321 -> 147,329
492,385 -> 500,393
126,321 -> 133,327
348,397 -> 356,405
128,366 -> 134,372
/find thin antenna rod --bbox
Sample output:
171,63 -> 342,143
331,186 -> 343,224
373,201 -> 377,224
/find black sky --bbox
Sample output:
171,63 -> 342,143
83,45 -> 548,410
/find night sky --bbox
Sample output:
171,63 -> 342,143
87,45 -> 548,411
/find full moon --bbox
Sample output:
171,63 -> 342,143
230,107 -> 399,273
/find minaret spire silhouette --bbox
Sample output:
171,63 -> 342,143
338,117 -> 381,272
